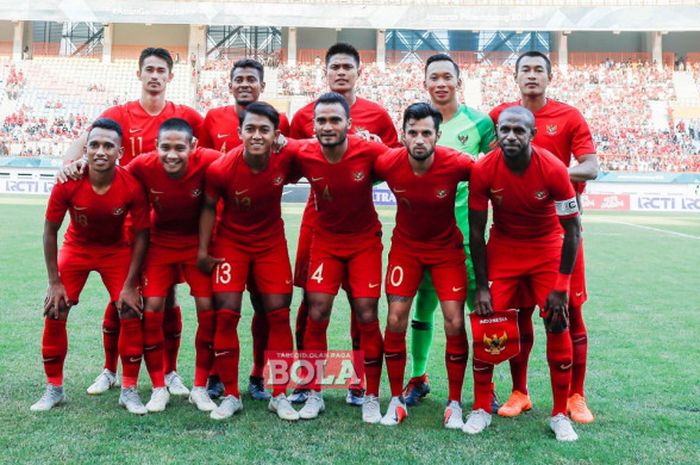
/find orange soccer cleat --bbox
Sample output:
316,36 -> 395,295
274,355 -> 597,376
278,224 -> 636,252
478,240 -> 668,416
567,393 -> 594,424
497,390 -> 532,417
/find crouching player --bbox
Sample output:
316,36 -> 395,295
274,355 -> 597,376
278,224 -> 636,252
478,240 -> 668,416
33,118 -> 150,414
375,103 -> 473,429
198,102 -> 299,421
126,118 -> 221,412
466,107 -> 581,441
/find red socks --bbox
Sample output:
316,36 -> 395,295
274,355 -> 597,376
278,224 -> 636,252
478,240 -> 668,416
472,360 -> 494,412
302,318 -> 329,391
383,329 -> 406,397
445,331 -> 468,403
42,319 -> 68,386
509,305 -> 535,394
357,319 -> 383,397
213,309 -> 241,397
250,312 -> 268,378
265,308 -> 294,396
194,310 -> 216,388
569,304 -> 588,397
143,311 -> 165,388
546,329 -> 573,416
295,299 -> 308,350
119,318 -> 143,389
102,303 -> 120,373
163,305 -> 182,374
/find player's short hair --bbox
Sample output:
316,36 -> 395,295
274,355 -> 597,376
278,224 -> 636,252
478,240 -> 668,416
88,118 -> 123,143
138,47 -> 174,72
498,106 -> 536,131
425,53 -> 460,78
402,102 -> 443,133
231,58 -> 265,82
515,51 -> 552,76
314,92 -> 350,118
239,102 -> 280,130
158,118 -> 194,142
325,43 -> 360,67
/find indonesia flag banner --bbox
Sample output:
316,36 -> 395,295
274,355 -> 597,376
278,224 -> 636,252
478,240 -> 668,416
470,309 -> 520,365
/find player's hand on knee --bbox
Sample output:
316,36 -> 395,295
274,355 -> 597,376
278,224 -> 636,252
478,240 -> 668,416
473,287 -> 493,316
44,282 -> 69,319
117,285 -> 143,317
544,291 -> 569,333
57,159 -> 87,183
196,252 -> 224,274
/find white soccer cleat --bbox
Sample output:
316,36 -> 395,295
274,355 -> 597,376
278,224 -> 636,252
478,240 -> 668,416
298,391 -> 325,420
380,396 -> 408,426
189,387 -> 217,412
145,387 -> 170,413
119,387 -> 148,415
86,369 -> 117,395
165,371 -> 190,396
362,395 -> 382,424
269,393 -> 300,421
462,408 -> 492,434
30,384 -> 66,412
210,395 -> 243,420
550,413 -> 579,442
444,400 -> 464,430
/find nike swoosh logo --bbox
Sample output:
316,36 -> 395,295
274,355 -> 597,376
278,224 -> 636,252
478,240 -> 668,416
285,279 -> 292,285
368,283 -> 380,288
311,177 -> 324,182
451,286 -> 464,292
217,133 -> 229,139
559,363 -> 573,370
235,189 -> 248,195
129,128 -> 141,134
144,345 -> 158,351
150,189 -> 164,194
490,188 -> 504,193
448,355 -> 465,362
385,353 -> 400,359
42,357 -> 59,363
215,351 -> 231,357
575,292 -> 584,297
74,206 -> 87,211
128,357 -> 142,363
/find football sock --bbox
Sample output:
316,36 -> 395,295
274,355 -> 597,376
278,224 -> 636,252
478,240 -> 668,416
383,329 -> 407,397
349,311 -> 364,390
357,319 -> 383,397
295,299 -> 308,350
194,309 -> 216,388
509,305 -> 535,394
102,302 -> 120,373
410,285 -> 438,378
42,318 -> 68,386
250,311 -> 268,378
569,304 -> 588,397
302,318 -> 329,391
163,305 -> 182,374
445,331 -> 469,403
213,309 -> 241,397
143,311 -> 165,388
546,329 -> 573,416
119,318 -> 143,389
265,308 -> 294,396
472,360 -> 495,412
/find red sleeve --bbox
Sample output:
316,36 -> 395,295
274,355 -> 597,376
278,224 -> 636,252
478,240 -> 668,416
569,109 -> 596,158
376,110 -> 399,148
282,139 -> 303,184
185,107 -> 205,141
548,160 -> 579,218
198,112 -> 215,149
289,106 -> 311,139
99,106 -> 125,130
279,113 -> 291,137
45,182 -> 69,225
488,106 -> 501,126
204,161 -> 224,199
124,154 -> 147,183
128,177 -> 150,230
468,160 -> 490,211
457,152 -> 474,180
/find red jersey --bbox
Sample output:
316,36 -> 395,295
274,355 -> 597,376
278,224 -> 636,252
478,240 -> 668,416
469,145 -> 578,244
45,167 -> 149,248
293,135 -> 385,238
100,100 -> 204,166
374,146 -> 474,250
490,99 -> 595,192
199,105 -> 290,153
127,147 -> 221,250
205,140 -> 300,247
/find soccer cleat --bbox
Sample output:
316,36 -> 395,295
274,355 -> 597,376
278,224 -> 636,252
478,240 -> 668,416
86,369 -> 117,395
299,391 -> 325,420
567,394 -> 595,424
189,387 -> 217,412
145,387 -> 170,413
210,395 -> 243,420
346,387 -> 365,406
118,387 -> 148,415
497,390 -> 532,417
444,400 -> 464,430
207,375 -> 225,399
362,395 -> 382,424
550,413 -> 579,441
248,376 -> 271,401
403,374 -> 431,406
165,371 -> 190,396
30,384 -> 66,412
287,388 -> 309,404
269,394 -> 300,421
462,409 -> 492,435
380,396 -> 408,426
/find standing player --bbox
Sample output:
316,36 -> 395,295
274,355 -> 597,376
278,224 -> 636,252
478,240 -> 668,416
292,92 -> 386,423
289,42 -> 398,406
375,103 -> 473,429
32,119 -> 150,414
62,47 -> 203,397
466,107 -> 581,441
489,51 -> 598,423
126,118 -> 221,413
199,58 -> 290,401
403,54 -> 496,406
197,102 -> 299,421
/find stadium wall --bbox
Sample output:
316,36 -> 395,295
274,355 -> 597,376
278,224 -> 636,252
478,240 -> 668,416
112,24 -> 189,60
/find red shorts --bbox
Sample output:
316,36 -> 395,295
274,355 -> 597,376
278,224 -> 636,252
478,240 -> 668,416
142,244 -> 211,298
211,239 -> 292,295
487,239 -> 560,311
293,222 -> 313,288
386,240 -> 467,301
58,244 -> 131,303
306,231 -> 383,298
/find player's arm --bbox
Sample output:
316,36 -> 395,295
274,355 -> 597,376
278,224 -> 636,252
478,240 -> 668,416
568,111 -> 598,183
196,193 -> 224,274
43,219 -> 68,319
469,207 -> 492,316
57,133 -> 88,183
117,228 -> 149,316
568,153 -> 599,183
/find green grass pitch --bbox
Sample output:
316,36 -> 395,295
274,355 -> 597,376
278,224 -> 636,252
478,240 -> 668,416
1,197 -> 699,465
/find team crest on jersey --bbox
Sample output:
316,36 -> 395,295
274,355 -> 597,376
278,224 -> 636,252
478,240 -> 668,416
112,206 -> 125,216
273,176 -> 284,186
353,171 -> 366,182
534,191 -> 547,200
458,133 -> 469,145
435,188 -> 448,199
546,124 -> 558,135
191,188 -> 202,198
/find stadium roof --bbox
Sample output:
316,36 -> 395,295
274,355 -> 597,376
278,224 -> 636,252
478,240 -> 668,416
3,0 -> 700,31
